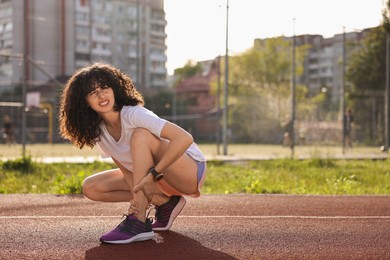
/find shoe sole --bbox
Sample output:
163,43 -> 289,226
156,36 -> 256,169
153,196 -> 186,231
100,231 -> 154,244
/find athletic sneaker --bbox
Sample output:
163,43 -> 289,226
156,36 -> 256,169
152,195 -> 186,231
100,214 -> 154,244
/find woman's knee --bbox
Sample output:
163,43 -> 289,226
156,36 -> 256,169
130,128 -> 164,156
130,128 -> 154,147
82,176 -> 99,200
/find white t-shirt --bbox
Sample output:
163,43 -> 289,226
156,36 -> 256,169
96,105 -> 206,172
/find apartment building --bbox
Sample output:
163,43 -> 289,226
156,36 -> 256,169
0,0 -> 167,143
289,30 -> 370,106
0,0 -> 167,93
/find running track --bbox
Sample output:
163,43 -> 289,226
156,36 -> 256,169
1,194 -> 390,259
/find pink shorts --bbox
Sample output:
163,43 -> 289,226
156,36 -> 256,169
156,159 -> 207,198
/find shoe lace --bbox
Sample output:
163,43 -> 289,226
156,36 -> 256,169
118,205 -> 154,229
117,214 -> 133,232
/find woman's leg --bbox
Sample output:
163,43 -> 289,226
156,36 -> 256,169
130,128 -> 199,220
82,167 -> 169,214
81,163 -> 176,204
82,168 -> 134,202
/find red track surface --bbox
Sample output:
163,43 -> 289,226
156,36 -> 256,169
1,194 -> 390,259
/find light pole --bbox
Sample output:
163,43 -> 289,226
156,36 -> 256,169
386,32 -> 390,153
383,0 -> 390,153
217,56 -> 221,155
341,27 -> 346,154
21,0 -> 30,158
222,0 -> 229,156
290,18 -> 296,158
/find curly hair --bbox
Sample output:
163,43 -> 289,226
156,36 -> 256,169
59,62 -> 144,149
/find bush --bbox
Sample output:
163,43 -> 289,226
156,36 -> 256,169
1,156 -> 36,173
53,171 -> 88,194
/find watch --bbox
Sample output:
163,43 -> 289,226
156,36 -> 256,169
149,167 -> 164,181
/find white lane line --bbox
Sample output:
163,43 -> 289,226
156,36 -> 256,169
0,215 -> 390,219
182,215 -> 390,219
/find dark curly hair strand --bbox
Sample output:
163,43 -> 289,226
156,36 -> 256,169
59,63 -> 144,149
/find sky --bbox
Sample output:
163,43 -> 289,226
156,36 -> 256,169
164,0 -> 385,75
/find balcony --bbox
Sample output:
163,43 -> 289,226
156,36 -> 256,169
150,53 -> 166,62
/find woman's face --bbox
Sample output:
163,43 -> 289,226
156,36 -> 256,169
85,85 -> 116,114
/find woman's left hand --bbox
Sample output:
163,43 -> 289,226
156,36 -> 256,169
128,200 -> 140,215
133,173 -> 155,202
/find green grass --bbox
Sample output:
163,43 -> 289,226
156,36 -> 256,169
204,159 -> 390,195
1,157 -> 390,195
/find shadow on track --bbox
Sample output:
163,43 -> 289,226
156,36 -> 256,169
85,231 -> 237,260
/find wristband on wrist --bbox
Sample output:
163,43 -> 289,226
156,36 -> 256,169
149,167 -> 164,181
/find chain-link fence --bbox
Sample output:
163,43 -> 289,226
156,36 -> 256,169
156,28 -> 390,159
0,2 -> 388,159
0,104 -> 52,144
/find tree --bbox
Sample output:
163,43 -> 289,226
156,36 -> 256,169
172,61 -> 202,86
347,26 -> 386,144
215,37 -> 312,143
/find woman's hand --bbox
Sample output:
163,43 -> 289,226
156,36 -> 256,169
133,173 -> 156,202
128,200 -> 140,215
